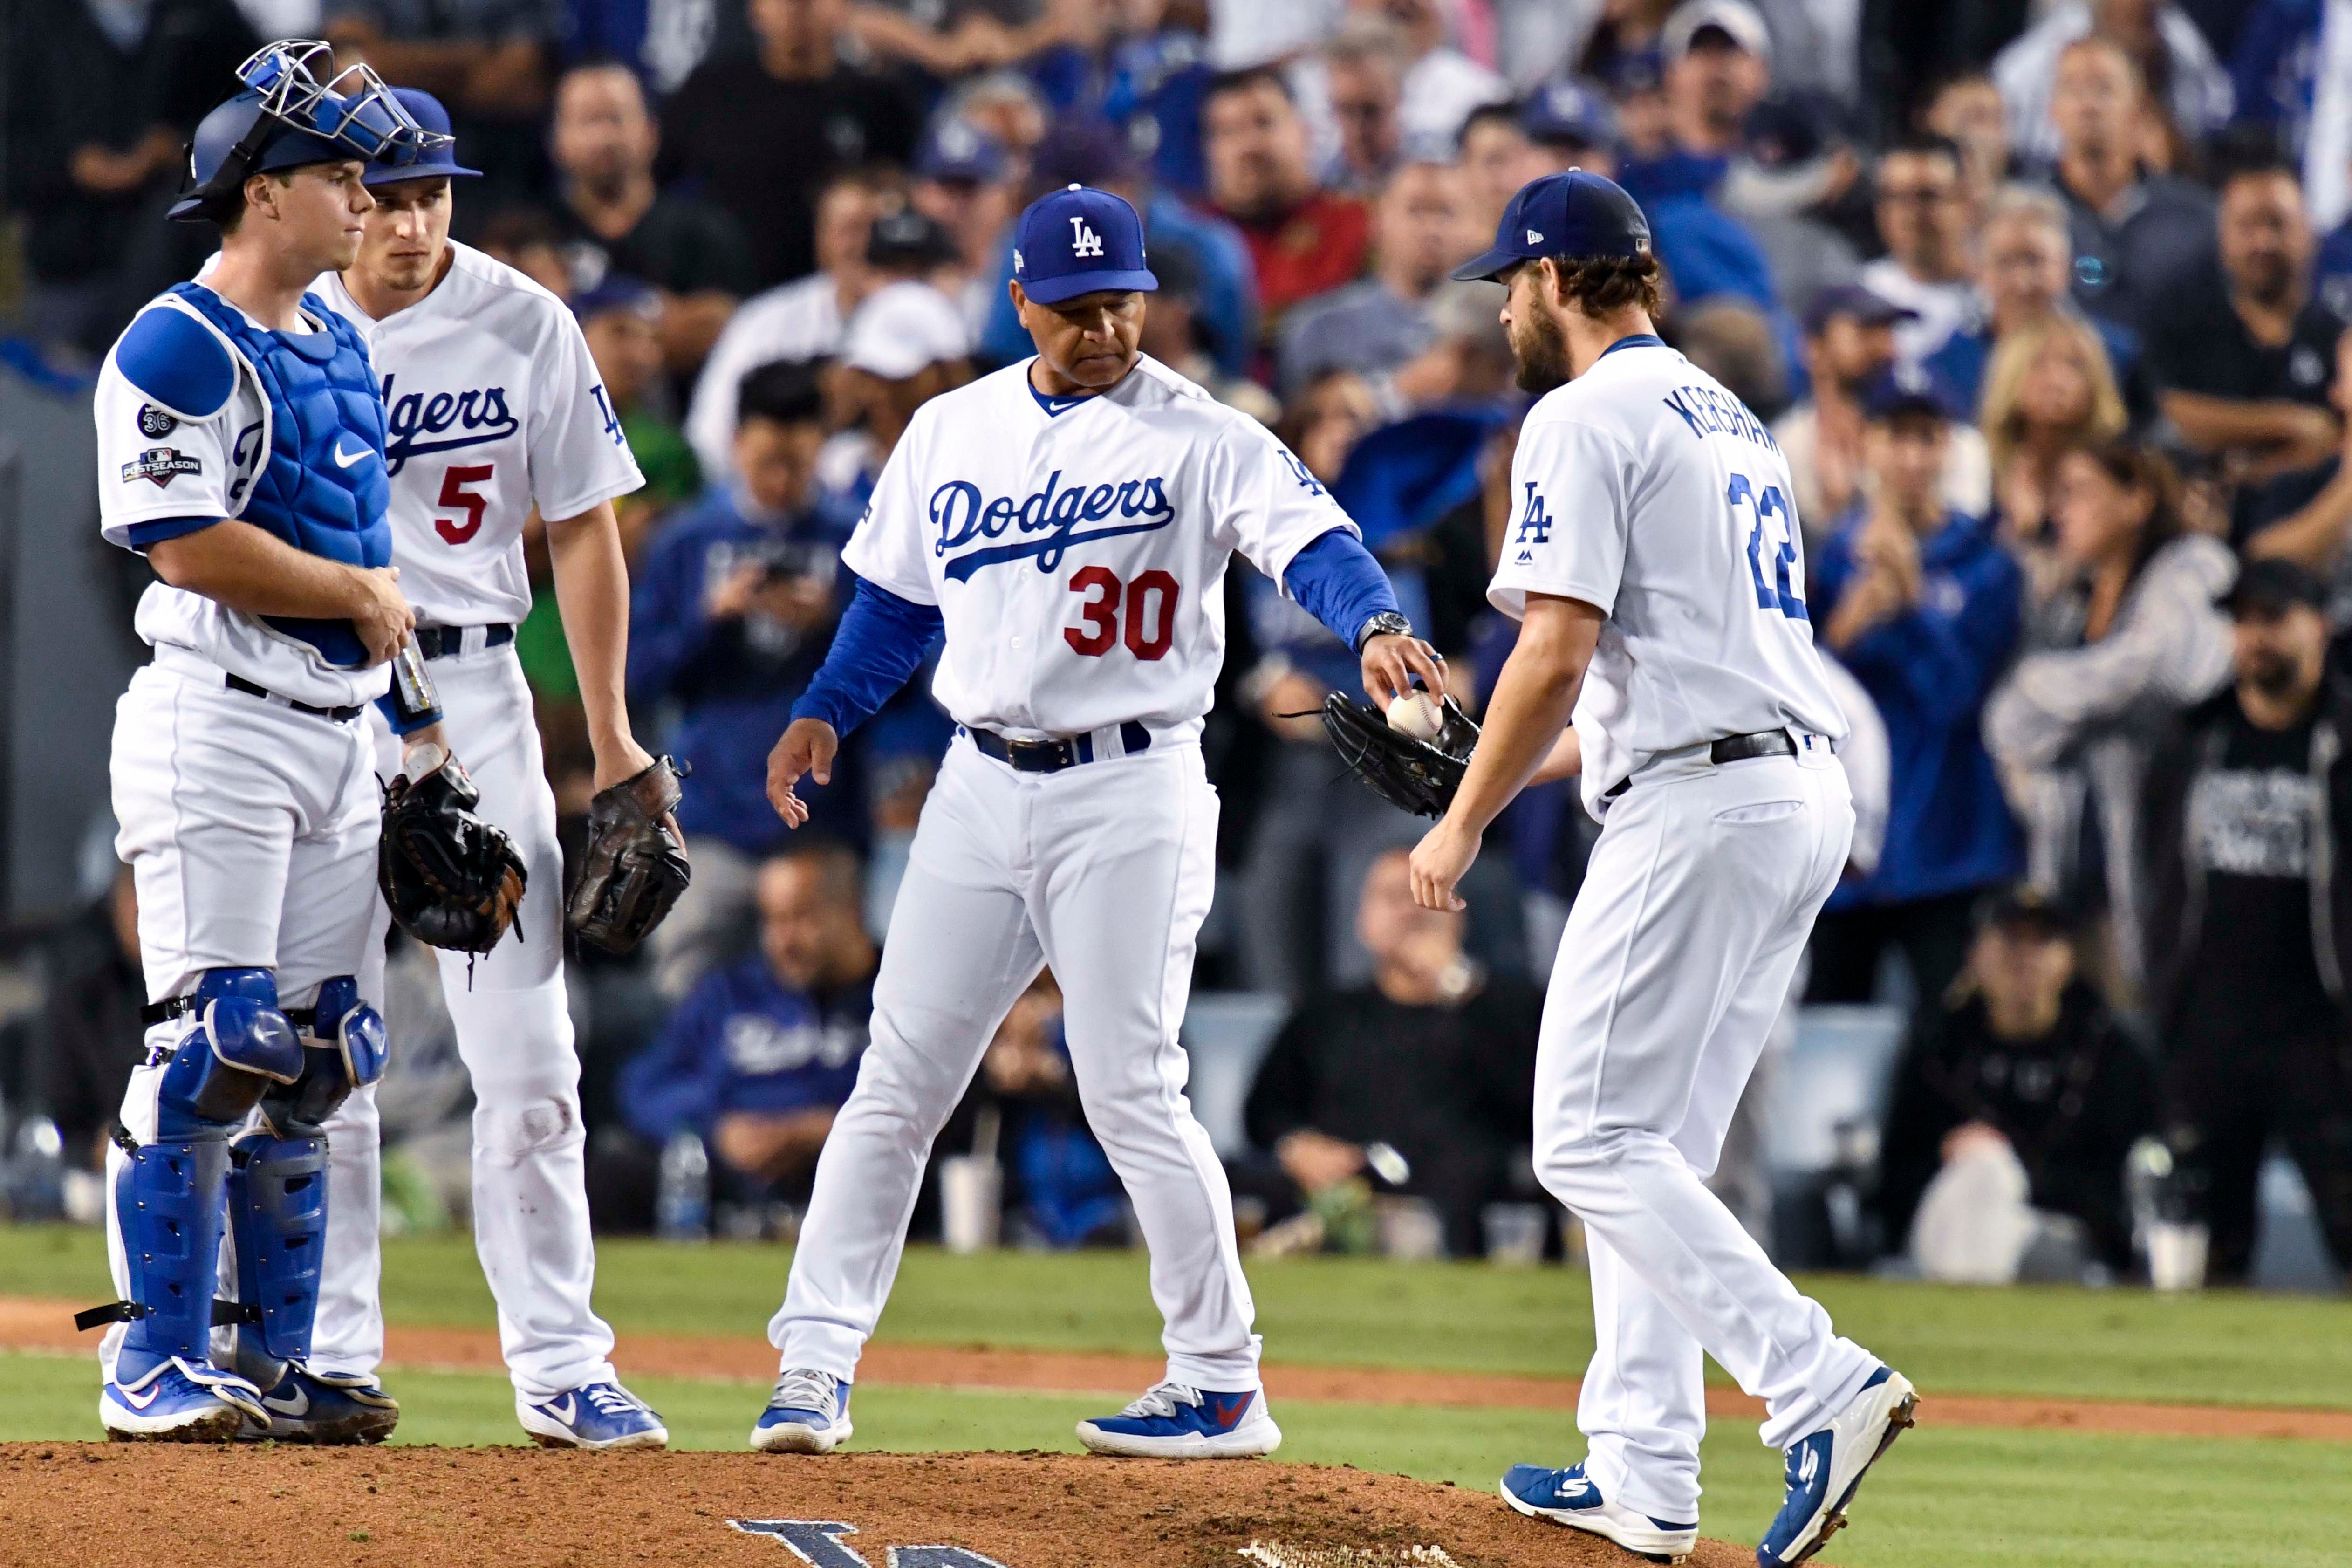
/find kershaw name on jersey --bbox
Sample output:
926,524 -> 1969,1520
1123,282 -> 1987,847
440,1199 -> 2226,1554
847,354 -> 1349,742
1486,336 -> 1848,817
312,240 -> 643,626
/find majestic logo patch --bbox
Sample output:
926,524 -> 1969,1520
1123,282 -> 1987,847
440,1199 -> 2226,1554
379,373 -> 520,475
121,448 -> 202,488
928,470 -> 1175,582
137,404 -> 178,438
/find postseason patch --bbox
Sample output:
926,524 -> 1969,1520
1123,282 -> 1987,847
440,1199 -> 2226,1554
121,447 -> 202,489
137,403 -> 178,438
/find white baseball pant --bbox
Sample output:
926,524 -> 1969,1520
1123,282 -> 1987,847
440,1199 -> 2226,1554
310,637 -> 617,1401
772,734 -> 1262,1391
100,655 -> 381,1380
1537,744 -> 1878,1524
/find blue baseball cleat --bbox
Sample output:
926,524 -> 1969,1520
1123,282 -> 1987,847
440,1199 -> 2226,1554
101,1357 -> 267,1443
240,1364 -> 401,1445
517,1381 -> 668,1451
751,1368 -> 854,1454
1075,1381 -> 1281,1458
1757,1365 -> 1918,1567
1500,1462 -> 1698,1562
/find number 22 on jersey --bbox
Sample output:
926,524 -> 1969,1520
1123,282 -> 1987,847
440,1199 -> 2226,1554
1727,473 -> 1807,621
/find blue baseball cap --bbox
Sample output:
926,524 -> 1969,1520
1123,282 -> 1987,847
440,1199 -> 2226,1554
1450,169 -> 1651,283
1523,82 -> 1617,151
916,116 -> 1008,185
1012,184 -> 1157,305
365,88 -> 479,184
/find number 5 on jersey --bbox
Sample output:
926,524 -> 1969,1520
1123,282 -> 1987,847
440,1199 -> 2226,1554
436,462 -> 494,544
1066,566 -> 1179,659
1728,473 -> 1807,621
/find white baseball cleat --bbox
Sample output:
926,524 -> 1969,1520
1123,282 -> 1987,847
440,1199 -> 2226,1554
1500,1462 -> 1698,1563
1755,1365 -> 1918,1567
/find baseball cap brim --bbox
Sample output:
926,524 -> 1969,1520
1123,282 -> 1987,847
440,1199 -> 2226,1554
1449,247 -> 1525,284
1019,267 -> 1158,305
364,157 -> 480,185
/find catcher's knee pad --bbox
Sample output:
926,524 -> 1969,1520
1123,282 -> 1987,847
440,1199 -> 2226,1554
113,1136 -> 234,1375
258,976 -> 387,1136
226,1128 -> 328,1373
153,968 -> 305,1140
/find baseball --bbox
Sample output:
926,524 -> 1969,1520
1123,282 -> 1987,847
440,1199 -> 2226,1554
1387,691 -> 1444,741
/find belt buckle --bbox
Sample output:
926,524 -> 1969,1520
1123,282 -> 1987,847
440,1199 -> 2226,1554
1005,738 -> 1063,771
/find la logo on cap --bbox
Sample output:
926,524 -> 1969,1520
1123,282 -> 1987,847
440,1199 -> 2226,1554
1070,216 -> 1104,259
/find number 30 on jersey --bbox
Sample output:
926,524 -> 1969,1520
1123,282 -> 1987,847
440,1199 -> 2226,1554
1728,473 -> 1806,621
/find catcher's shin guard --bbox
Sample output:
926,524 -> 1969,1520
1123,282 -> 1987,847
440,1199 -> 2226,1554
229,978 -> 382,1382
107,969 -> 304,1383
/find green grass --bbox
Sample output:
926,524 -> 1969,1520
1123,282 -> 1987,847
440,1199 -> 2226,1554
7,1225 -> 2347,1410
4,1349 -> 2345,1568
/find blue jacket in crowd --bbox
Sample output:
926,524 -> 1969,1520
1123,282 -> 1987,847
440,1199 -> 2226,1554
627,486 -> 861,856
619,954 -> 874,1146
1811,508 -> 2024,907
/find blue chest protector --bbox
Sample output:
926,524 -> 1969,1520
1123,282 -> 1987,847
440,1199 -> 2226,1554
167,282 -> 391,668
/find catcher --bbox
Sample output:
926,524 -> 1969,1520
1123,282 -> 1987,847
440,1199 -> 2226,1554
305,88 -> 689,1451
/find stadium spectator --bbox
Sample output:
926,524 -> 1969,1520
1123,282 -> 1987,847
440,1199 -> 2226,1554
1455,101 -> 1554,231
2040,34 -> 2218,336
2140,558 -> 2352,1285
1919,68 -> 2011,201
1877,889 -> 2156,1280
1274,160 -> 1473,403
322,0 -> 561,196
659,0 -> 922,287
909,118 -> 1019,334
1992,0 -> 2233,171
684,167 -> 894,484
475,203 -> 574,297
630,361 -> 857,998
1923,184 -> 2146,428
1776,286 -> 1990,535
546,60 -> 756,373
1620,0 -> 1774,199
1351,0 -> 1508,146
1202,65 -> 1373,342
1981,315 -> 2132,578
573,277 -> 701,556
1319,12 -> 1408,196
1136,240 -> 1280,424
2244,326 -> 2352,611
26,864 -> 145,1171
1674,296 -> 1790,418
2147,158 -> 2342,506
1984,440 -> 2234,996
2227,0 -> 2348,230
1809,378 -> 2024,1008
1238,847 -> 1542,1259
619,844 -> 875,1203
821,279 -> 974,516
2,0 -> 257,352
1569,0 -> 1677,88
1100,0 -> 1219,199
1860,133 -> 1977,371
1520,79 -> 1620,175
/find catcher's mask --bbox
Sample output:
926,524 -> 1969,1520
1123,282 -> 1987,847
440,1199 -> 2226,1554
169,41 -> 446,223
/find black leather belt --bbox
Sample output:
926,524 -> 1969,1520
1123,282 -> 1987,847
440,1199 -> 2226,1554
967,721 -> 1152,773
412,623 -> 515,660
1604,728 -> 1800,799
225,673 -> 364,723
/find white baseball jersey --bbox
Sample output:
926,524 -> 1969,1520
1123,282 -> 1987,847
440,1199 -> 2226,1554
846,354 -> 1353,741
95,290 -> 391,710
311,241 -> 645,626
685,271 -> 845,482
1487,336 -> 1849,818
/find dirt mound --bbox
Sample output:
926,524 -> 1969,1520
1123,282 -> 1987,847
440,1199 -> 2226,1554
0,1445 -> 1761,1568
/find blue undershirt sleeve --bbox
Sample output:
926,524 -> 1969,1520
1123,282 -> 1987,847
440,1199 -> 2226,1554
1282,527 -> 1402,650
790,576 -> 946,737
126,516 -> 221,550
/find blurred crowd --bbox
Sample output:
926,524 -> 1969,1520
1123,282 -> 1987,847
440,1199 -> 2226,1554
5,0 -> 2352,1292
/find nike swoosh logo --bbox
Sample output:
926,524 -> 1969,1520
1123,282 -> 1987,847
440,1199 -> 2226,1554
333,440 -> 369,468
266,1387 -> 310,1417
546,1395 -> 576,1424
117,1383 -> 162,1410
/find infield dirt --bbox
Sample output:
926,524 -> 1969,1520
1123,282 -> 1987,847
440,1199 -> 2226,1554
0,1445 -> 1767,1568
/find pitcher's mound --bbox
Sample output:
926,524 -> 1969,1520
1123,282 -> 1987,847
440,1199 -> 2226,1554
0,1445 -> 1765,1568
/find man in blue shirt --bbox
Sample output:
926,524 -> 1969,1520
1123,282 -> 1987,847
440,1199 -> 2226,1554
1807,375 -> 2024,1008
629,358 -> 858,997
620,842 -> 875,1200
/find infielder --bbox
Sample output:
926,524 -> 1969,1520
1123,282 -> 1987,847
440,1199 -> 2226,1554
756,184 -> 1445,1458
1410,172 -> 1916,1567
82,44 -> 435,1441
302,89 -> 674,1450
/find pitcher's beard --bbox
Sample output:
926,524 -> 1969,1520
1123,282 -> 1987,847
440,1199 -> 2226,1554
1512,307 -> 1572,394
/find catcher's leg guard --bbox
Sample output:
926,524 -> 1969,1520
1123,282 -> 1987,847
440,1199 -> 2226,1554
230,977 -> 386,1385
110,969 -> 304,1385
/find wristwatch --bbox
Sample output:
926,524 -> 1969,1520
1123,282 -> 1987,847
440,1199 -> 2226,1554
1354,611 -> 1414,654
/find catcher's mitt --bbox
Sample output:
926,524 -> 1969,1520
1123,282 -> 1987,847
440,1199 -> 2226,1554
566,755 -> 691,954
379,746 -> 528,953
1321,692 -> 1482,819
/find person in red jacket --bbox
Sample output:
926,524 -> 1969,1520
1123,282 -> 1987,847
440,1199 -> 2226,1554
1201,66 -> 1372,357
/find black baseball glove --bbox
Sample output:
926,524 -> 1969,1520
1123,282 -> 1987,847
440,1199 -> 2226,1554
1321,692 -> 1482,819
566,755 -> 691,954
379,747 -> 528,953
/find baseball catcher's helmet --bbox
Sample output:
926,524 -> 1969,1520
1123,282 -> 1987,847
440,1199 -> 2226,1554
169,40 -> 443,223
